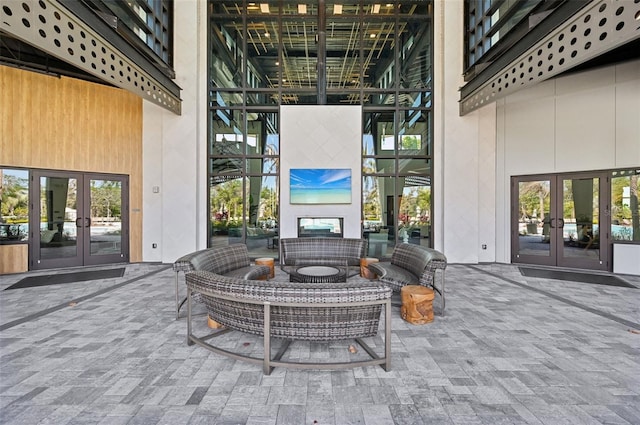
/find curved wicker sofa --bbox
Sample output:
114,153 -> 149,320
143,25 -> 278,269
367,243 -> 447,313
185,270 -> 392,374
279,237 -> 367,278
172,244 -> 270,319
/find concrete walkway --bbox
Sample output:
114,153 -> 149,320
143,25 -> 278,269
1,262 -> 639,424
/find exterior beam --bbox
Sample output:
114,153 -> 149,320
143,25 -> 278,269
459,0 -> 639,116
1,0 -> 182,114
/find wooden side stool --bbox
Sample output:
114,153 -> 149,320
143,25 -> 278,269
400,285 -> 435,324
255,257 -> 275,279
360,257 -> 379,279
207,315 -> 224,329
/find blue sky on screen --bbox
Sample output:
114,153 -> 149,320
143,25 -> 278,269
290,169 -> 351,189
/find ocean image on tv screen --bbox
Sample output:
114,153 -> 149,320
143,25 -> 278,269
290,168 -> 352,204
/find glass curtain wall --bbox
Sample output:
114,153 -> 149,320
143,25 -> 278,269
209,2 -> 281,255
208,1 -> 433,258
86,0 -> 174,69
361,2 -> 433,257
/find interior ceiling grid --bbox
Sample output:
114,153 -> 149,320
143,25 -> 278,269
460,0 -> 640,115
236,6 -> 402,90
1,0 -> 181,114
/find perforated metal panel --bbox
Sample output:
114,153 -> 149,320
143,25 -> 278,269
1,0 -> 181,114
460,0 -> 640,116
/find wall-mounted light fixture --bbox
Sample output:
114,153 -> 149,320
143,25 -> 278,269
298,4 -> 307,14
260,3 -> 270,13
372,4 -> 381,14
334,4 -> 343,14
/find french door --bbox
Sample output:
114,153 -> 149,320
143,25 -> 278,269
512,172 -> 610,271
30,170 -> 129,270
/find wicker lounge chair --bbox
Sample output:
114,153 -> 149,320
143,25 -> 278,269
279,237 -> 367,277
172,244 -> 270,319
368,243 -> 447,314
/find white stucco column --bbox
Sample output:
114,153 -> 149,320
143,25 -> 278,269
142,0 -> 208,263
434,0 -> 496,264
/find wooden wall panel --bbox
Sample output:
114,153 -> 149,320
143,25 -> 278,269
0,65 -> 143,263
0,245 -> 28,274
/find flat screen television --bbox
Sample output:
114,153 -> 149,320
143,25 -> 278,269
290,168 -> 351,204
298,217 -> 344,238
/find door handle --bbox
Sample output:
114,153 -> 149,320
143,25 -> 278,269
76,218 -> 82,227
85,217 -> 91,227
549,218 -> 555,228
558,218 -> 565,228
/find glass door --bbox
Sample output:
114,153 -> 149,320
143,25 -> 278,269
512,177 -> 555,266
31,170 -> 83,269
512,172 -> 609,271
556,174 -> 608,270
30,170 -> 128,270
84,174 -> 129,266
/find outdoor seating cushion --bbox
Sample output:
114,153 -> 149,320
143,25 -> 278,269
279,237 -> 367,276
368,243 -> 447,292
370,262 -> 418,288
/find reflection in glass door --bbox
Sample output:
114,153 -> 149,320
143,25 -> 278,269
558,176 -> 603,267
87,176 -> 128,262
36,173 -> 81,267
512,173 -> 609,271
513,178 -> 554,265
31,171 -> 128,270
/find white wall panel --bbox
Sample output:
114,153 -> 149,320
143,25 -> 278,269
503,92 -> 556,175
478,103 -> 497,263
280,105 -> 362,240
555,83 -> 615,172
495,99 -> 508,263
556,66 -> 616,95
615,62 -> 640,167
499,61 -> 639,179
142,101 -> 164,262
613,244 -> 640,275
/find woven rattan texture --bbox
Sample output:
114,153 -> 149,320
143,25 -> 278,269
186,270 -> 391,341
173,244 -> 270,279
369,243 -> 447,291
280,238 -> 366,271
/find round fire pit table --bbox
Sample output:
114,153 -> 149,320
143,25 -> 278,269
289,265 -> 347,283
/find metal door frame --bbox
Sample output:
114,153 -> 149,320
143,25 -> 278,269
29,170 -> 129,270
511,172 -> 610,271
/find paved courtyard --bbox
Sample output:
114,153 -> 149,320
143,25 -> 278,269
1,262 -> 639,424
